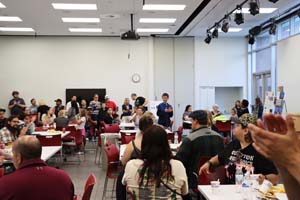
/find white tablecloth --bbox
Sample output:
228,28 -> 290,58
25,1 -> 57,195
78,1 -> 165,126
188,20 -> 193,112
32,131 -> 71,138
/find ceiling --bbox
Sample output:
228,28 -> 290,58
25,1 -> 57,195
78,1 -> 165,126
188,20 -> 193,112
0,0 -> 299,37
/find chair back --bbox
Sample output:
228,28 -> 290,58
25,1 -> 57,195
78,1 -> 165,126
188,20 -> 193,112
177,126 -> 184,143
215,120 -> 231,133
0,167 -> 3,178
82,174 -> 97,200
103,123 -> 120,133
104,143 -> 119,163
36,134 -> 61,146
120,132 -> 136,144
167,132 -> 174,143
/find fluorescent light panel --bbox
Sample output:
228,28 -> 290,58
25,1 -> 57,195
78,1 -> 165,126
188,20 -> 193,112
0,27 -> 34,32
52,3 -> 97,10
219,28 -> 242,32
143,4 -> 186,11
139,18 -> 176,23
0,2 -> 6,8
62,18 -> 100,23
0,16 -> 22,22
137,28 -> 169,33
69,28 -> 102,32
242,8 -> 277,14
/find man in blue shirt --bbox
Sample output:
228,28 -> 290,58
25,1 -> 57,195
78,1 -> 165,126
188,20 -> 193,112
156,93 -> 173,128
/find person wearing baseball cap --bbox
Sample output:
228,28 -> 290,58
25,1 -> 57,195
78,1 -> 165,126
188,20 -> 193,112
54,99 -> 64,117
199,113 -> 279,185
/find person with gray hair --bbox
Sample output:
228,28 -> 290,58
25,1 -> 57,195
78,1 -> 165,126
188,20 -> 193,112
0,136 -> 74,200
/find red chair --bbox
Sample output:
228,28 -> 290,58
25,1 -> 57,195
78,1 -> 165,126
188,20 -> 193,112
167,132 -> 175,143
176,126 -> 184,143
74,174 -> 97,200
36,134 -> 62,146
103,123 -> 120,133
215,120 -> 232,143
35,126 -> 47,132
102,143 -> 122,200
120,132 -> 136,144
0,167 -> 3,178
62,129 -> 83,163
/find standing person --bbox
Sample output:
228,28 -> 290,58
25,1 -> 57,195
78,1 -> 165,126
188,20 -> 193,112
0,108 -> 7,129
130,107 -> 144,127
237,99 -> 250,117
121,98 -> 133,119
122,125 -> 189,199
66,96 -> 80,111
67,101 -> 79,124
54,99 -> 65,117
183,105 -> 192,121
89,94 -> 101,120
131,93 -> 147,111
8,91 -> 26,116
37,100 -> 49,122
105,95 -> 118,114
76,109 -> 87,153
86,107 -> 97,140
29,98 -> 38,115
0,136 -> 74,200
156,93 -> 173,128
81,99 -> 87,110
211,104 -> 222,118
252,97 -> 264,120
234,100 -> 241,114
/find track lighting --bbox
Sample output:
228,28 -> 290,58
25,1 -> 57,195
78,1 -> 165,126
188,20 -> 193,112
221,15 -> 230,33
269,19 -> 277,35
204,31 -> 212,44
249,26 -> 262,36
249,0 -> 260,16
268,0 -> 279,3
249,34 -> 255,45
234,6 -> 244,25
212,24 -> 219,38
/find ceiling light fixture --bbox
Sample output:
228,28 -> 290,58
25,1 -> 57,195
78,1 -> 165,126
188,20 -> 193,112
139,18 -> 176,23
62,18 -> 100,23
0,27 -> 35,32
204,31 -> 212,44
268,0 -> 279,3
136,28 -> 169,33
0,16 -> 22,22
269,19 -> 277,35
212,24 -> 219,38
0,2 -> 6,8
234,6 -> 244,25
221,15 -> 230,33
69,28 -> 102,32
249,0 -> 260,16
219,28 -> 242,32
249,25 -> 262,36
240,7 -> 277,14
248,34 -> 255,45
142,4 -> 186,11
52,3 -> 97,10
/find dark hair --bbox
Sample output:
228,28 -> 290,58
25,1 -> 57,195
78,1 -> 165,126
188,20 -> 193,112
0,108 -> 6,113
162,93 -> 169,98
14,138 -> 42,160
241,99 -> 249,108
112,113 -> 119,119
139,125 -> 173,187
71,101 -> 79,114
255,97 -> 262,105
12,91 -> 19,96
131,93 -> 137,97
7,115 -> 18,122
139,114 -> 154,132
30,98 -> 35,103
19,113 -> 30,121
185,105 -> 191,112
189,110 -> 208,126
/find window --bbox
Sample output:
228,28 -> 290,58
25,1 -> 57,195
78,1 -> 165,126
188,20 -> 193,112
294,16 -> 300,34
255,48 -> 271,73
278,20 -> 291,40
255,32 -> 270,49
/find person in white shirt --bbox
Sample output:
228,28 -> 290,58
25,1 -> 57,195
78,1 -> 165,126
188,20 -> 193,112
66,96 -> 80,111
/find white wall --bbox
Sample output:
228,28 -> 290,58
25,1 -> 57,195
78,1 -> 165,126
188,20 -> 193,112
0,36 -> 152,111
194,37 -> 248,110
277,34 -> 300,113
215,87 -> 243,114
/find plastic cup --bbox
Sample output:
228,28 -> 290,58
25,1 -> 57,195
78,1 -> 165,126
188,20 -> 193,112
211,181 -> 220,194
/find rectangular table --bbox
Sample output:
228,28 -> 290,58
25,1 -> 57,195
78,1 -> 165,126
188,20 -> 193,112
32,131 -> 71,138
41,146 -> 62,161
119,122 -> 135,129
198,185 -> 288,200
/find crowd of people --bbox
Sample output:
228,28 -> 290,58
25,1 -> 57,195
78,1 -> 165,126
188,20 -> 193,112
0,90 -> 299,200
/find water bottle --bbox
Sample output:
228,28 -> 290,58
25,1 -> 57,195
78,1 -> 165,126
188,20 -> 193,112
174,132 -> 178,144
242,170 -> 252,200
235,167 -> 244,193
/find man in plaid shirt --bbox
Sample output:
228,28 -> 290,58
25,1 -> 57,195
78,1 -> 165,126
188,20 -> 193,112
0,115 -> 20,144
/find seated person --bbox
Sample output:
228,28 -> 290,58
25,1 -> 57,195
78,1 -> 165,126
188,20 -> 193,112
112,114 -> 121,125
122,125 -> 189,199
130,107 -> 144,127
199,114 -> 279,185
103,107 -> 114,124
0,136 -> 74,200
54,110 -> 69,128
176,110 -> 224,191
41,108 -> 56,126
211,104 -> 222,118
0,108 -> 7,129
121,98 -> 133,119
0,115 -> 20,144
121,112 -> 155,165
182,105 -> 192,121
19,114 -> 35,135
37,100 -> 49,122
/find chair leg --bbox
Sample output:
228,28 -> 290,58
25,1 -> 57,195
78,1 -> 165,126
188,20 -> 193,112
102,176 -> 108,200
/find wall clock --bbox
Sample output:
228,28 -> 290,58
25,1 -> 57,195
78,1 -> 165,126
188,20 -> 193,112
132,73 -> 141,83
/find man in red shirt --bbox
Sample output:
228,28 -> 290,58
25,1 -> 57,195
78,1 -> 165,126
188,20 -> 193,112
105,95 -> 118,113
0,136 -> 74,200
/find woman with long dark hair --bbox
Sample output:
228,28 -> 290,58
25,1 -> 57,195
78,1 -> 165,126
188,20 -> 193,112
122,125 -> 189,199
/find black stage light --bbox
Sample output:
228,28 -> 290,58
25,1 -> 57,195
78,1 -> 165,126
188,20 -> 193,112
269,20 -> 277,35
269,0 -> 279,3
212,24 -> 219,38
249,25 -> 262,36
249,0 -> 260,16
204,31 -> 212,44
234,6 -> 244,25
249,34 -> 255,45
221,15 -> 230,33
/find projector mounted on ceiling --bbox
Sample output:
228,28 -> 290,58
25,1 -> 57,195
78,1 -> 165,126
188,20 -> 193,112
121,13 -> 140,40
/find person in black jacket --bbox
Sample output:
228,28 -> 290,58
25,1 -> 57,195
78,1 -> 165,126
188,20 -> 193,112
156,93 -> 173,128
